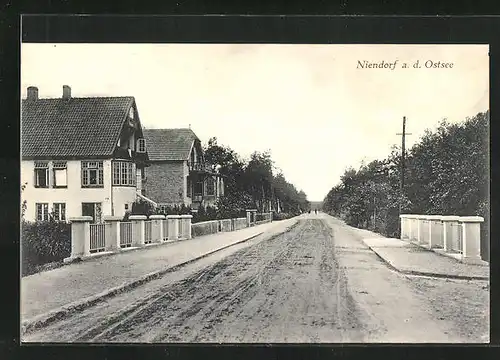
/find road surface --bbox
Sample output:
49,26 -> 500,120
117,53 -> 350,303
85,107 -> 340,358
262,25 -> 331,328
23,214 -> 489,343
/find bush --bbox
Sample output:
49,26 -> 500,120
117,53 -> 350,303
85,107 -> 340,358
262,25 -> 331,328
192,205 -> 219,223
21,219 -> 71,276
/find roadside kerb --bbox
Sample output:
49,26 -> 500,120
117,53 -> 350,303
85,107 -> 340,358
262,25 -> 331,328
362,239 -> 489,281
21,218 -> 298,336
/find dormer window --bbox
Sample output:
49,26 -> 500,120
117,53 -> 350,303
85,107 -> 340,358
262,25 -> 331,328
137,138 -> 146,153
129,107 -> 134,119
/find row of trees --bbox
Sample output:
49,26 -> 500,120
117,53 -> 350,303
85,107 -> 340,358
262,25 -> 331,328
204,137 -> 310,218
128,137 -> 310,221
323,111 -> 489,259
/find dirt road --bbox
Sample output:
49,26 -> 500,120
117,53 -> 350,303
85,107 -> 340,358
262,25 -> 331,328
24,215 -> 489,343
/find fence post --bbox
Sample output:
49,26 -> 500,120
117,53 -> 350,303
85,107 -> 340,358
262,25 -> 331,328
180,215 -> 192,239
440,216 -> 460,252
427,215 -> 442,249
410,215 -> 418,241
410,215 -> 418,242
416,215 -> 426,245
246,210 -> 252,227
149,214 -> 165,243
399,214 -> 407,240
459,216 -> 484,263
252,209 -> 258,225
64,216 -> 93,262
130,215 -> 146,247
104,216 -> 122,251
167,215 -> 179,241
406,215 -> 413,241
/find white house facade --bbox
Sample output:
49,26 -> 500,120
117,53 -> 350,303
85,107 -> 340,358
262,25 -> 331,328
21,85 -> 150,223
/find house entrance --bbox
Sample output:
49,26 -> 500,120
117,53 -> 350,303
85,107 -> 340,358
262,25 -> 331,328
82,202 -> 103,223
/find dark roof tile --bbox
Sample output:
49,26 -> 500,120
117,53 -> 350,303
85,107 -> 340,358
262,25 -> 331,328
143,128 -> 199,161
21,96 -> 135,158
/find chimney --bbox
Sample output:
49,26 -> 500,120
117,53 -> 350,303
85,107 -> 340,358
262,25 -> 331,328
27,86 -> 38,101
62,85 -> 71,100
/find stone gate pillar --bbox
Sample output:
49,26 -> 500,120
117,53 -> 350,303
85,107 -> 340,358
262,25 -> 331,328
167,214 -> 180,241
130,215 -> 146,247
150,214 -> 165,243
460,216 -> 484,264
441,216 -> 460,252
64,216 -> 92,262
104,216 -> 122,251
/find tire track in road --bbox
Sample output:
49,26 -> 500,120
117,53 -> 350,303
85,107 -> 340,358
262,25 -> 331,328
34,218 -> 371,343
88,221 -> 304,342
141,222 -> 308,343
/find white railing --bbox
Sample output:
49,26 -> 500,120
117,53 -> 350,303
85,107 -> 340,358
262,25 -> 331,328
451,222 -> 463,253
219,219 -> 232,232
144,220 -> 153,244
192,220 -> 219,237
162,219 -> 168,241
120,222 -> 133,248
66,212 -> 271,261
233,217 -> 247,231
400,214 -> 485,263
89,223 -> 106,253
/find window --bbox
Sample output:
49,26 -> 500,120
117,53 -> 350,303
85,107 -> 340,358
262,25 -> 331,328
129,107 -> 134,119
206,177 -> 215,196
36,203 -> 49,221
137,138 -> 146,153
34,161 -> 49,188
53,203 -> 66,221
53,161 -> 67,187
194,181 -> 203,196
82,161 -> 104,187
82,202 -> 102,223
112,161 -> 135,186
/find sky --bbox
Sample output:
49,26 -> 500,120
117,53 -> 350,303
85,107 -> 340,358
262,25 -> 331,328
21,44 -> 489,201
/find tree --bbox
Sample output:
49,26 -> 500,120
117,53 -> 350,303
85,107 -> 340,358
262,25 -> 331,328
204,138 -> 310,216
322,110 -> 489,240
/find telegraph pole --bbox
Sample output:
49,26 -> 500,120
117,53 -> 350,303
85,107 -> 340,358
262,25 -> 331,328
396,116 -> 412,212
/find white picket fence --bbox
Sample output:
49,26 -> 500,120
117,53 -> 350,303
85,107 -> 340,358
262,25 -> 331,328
89,223 -> 106,253
67,211 -> 273,261
120,222 -> 133,248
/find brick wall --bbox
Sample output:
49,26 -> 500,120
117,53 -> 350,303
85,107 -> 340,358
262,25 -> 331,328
143,161 -> 187,204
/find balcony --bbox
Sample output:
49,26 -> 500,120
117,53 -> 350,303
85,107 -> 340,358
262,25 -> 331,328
188,162 -> 213,173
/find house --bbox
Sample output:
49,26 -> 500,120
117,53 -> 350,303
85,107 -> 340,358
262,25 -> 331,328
21,85 -> 151,223
142,128 -> 224,210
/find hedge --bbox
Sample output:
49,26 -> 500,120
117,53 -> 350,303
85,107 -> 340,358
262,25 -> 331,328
21,220 -> 71,276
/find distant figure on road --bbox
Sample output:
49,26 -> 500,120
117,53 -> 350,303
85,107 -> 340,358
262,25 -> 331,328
315,209 -> 317,215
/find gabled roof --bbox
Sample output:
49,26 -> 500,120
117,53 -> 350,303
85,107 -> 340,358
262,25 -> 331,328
143,128 -> 199,161
22,96 -> 136,158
